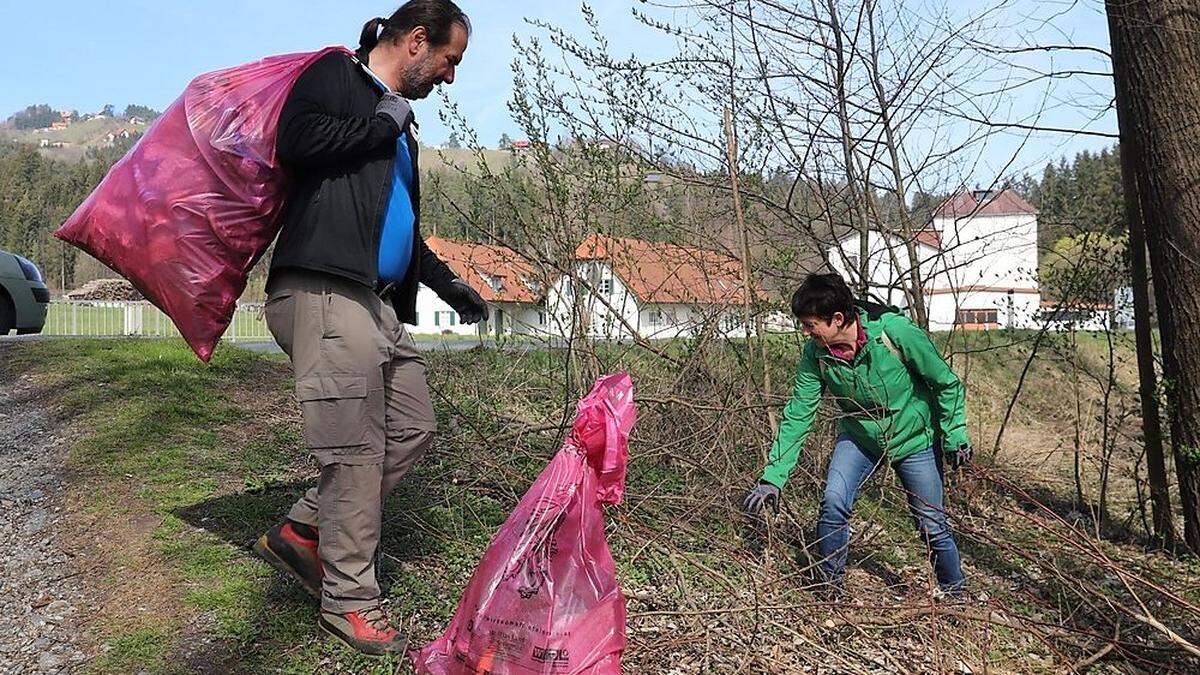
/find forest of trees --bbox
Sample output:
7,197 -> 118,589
0,136 -> 139,291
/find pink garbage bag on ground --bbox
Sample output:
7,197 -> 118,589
414,373 -> 637,674
55,47 -> 350,362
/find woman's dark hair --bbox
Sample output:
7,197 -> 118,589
791,272 -> 858,322
359,0 -> 471,53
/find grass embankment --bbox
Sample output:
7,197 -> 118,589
4,332 -> 1198,673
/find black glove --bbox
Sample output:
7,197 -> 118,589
948,443 -> 972,470
742,481 -> 781,515
440,279 -> 488,324
375,92 -> 414,134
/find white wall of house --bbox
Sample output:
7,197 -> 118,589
933,211 -> 1039,293
545,264 -> 752,340
638,303 -> 748,339
830,209 -> 1043,330
411,285 -> 478,336
546,262 -> 641,339
926,289 -> 1040,331
412,286 -> 547,337
484,303 -> 549,337
829,230 -> 939,307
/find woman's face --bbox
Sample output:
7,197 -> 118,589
799,312 -> 851,346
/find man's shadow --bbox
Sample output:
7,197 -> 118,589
170,477 -> 443,669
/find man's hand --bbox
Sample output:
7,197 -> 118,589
742,481 -> 781,515
947,443 -> 972,470
375,93 -> 414,134
441,279 -> 488,324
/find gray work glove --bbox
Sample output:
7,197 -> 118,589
743,481 -> 781,515
441,279 -> 489,324
947,443 -> 972,471
375,92 -> 414,134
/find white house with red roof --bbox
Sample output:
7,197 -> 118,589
546,234 -> 757,340
415,237 -> 548,337
829,188 -> 1042,330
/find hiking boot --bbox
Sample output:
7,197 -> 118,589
318,606 -> 408,656
933,583 -> 968,603
252,520 -> 322,599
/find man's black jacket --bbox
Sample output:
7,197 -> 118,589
269,49 -> 458,320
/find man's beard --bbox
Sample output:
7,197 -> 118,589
399,61 -> 440,100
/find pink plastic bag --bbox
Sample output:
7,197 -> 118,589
414,373 -> 637,674
55,47 -> 350,362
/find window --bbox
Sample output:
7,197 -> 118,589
449,311 -> 458,326
723,314 -> 743,332
434,311 -> 440,327
600,278 -> 613,295
647,309 -> 663,326
956,308 -> 999,328
538,312 -> 546,325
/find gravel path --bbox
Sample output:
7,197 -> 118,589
0,346 -> 90,674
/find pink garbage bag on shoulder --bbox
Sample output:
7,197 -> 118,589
55,47 -> 350,362
414,373 -> 637,675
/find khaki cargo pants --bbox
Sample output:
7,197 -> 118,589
265,270 -> 436,613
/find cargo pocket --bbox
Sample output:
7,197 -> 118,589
295,373 -> 371,458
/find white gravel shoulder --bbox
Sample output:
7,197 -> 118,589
0,351 -> 90,674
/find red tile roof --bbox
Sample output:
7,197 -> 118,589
935,189 -> 1036,218
574,234 -> 757,305
425,236 -> 541,303
915,229 -> 942,249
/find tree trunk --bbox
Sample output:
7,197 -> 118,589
1106,0 -> 1200,552
1107,7 -> 1176,549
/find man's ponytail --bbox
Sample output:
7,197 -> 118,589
358,17 -> 388,52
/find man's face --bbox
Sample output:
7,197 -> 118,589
799,313 -> 847,346
399,24 -> 468,100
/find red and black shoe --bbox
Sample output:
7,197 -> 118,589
318,606 -> 409,656
252,520 -> 322,599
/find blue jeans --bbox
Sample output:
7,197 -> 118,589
816,435 -> 965,591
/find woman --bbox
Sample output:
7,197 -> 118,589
744,273 -> 971,596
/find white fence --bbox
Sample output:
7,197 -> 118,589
42,301 -> 273,342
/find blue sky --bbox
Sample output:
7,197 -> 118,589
0,1 -> 1117,183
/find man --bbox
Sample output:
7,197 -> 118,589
252,0 -> 487,656
743,273 -> 970,597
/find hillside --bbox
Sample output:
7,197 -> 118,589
0,117 -> 150,162
0,332 -> 1196,673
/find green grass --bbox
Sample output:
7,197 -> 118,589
6,339 -> 528,674
6,334 -> 1197,673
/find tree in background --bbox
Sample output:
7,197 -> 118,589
1039,232 -> 1128,305
1025,148 -> 1124,251
120,104 -> 161,122
0,144 -> 109,291
5,104 -> 60,130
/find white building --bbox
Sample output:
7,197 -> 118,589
413,237 -> 547,337
830,189 -> 1042,330
545,234 -> 757,340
